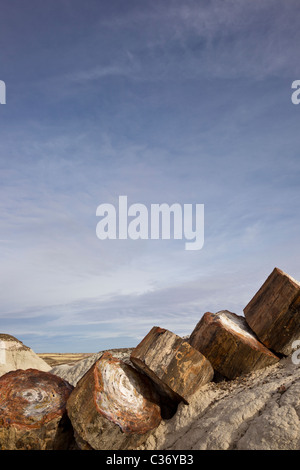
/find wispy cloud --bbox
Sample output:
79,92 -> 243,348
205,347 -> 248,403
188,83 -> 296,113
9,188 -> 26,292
67,63 -> 136,82
0,0 -> 299,351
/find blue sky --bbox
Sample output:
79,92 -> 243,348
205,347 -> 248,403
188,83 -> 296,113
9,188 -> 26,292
0,0 -> 300,352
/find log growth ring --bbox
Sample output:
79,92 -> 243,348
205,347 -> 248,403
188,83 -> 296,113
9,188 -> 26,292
0,369 -> 73,429
94,352 -> 161,435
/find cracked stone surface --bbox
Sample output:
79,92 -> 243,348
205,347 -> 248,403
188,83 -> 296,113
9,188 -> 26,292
137,356 -> 300,450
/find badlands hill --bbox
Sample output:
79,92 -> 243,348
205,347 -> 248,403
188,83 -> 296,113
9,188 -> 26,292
0,334 -> 51,377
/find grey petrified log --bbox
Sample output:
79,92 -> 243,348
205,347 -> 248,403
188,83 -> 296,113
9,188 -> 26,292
66,351 -> 161,450
244,267 -> 300,355
0,369 -> 74,450
130,327 -> 214,405
189,310 -> 279,380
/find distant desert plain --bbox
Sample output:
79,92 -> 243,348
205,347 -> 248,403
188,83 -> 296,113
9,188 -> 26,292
37,352 -> 94,367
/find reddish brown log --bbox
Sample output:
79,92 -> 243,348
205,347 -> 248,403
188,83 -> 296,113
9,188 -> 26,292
189,310 -> 279,380
130,327 -> 214,405
66,351 -> 161,450
0,368 -> 74,450
244,267 -> 300,355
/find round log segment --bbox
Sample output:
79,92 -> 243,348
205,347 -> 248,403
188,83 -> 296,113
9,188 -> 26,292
0,368 -> 74,450
244,267 -> 300,355
130,327 -> 214,405
189,310 -> 280,380
66,351 -> 161,450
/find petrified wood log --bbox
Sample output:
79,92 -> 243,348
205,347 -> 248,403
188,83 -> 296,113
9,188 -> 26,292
66,351 -> 161,450
244,267 -> 300,355
0,368 -> 74,450
189,310 -> 279,380
130,327 -> 214,405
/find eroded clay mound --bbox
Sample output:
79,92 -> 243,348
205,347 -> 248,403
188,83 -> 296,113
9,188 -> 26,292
0,334 -> 51,377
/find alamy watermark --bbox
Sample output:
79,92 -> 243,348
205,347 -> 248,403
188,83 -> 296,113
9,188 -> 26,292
0,80 -> 6,104
291,80 -> 300,105
291,341 -> 300,365
96,196 -> 204,250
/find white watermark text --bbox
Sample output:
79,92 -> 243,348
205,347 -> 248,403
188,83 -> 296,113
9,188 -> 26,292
291,80 -> 300,105
96,196 -> 204,251
0,80 -> 6,104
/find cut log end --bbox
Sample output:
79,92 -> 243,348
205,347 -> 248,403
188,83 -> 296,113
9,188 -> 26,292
67,352 -> 161,450
212,310 -> 278,357
189,311 -> 279,380
244,268 -> 300,355
0,369 -> 74,450
94,352 -> 162,435
130,327 -> 214,405
0,368 -> 73,428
